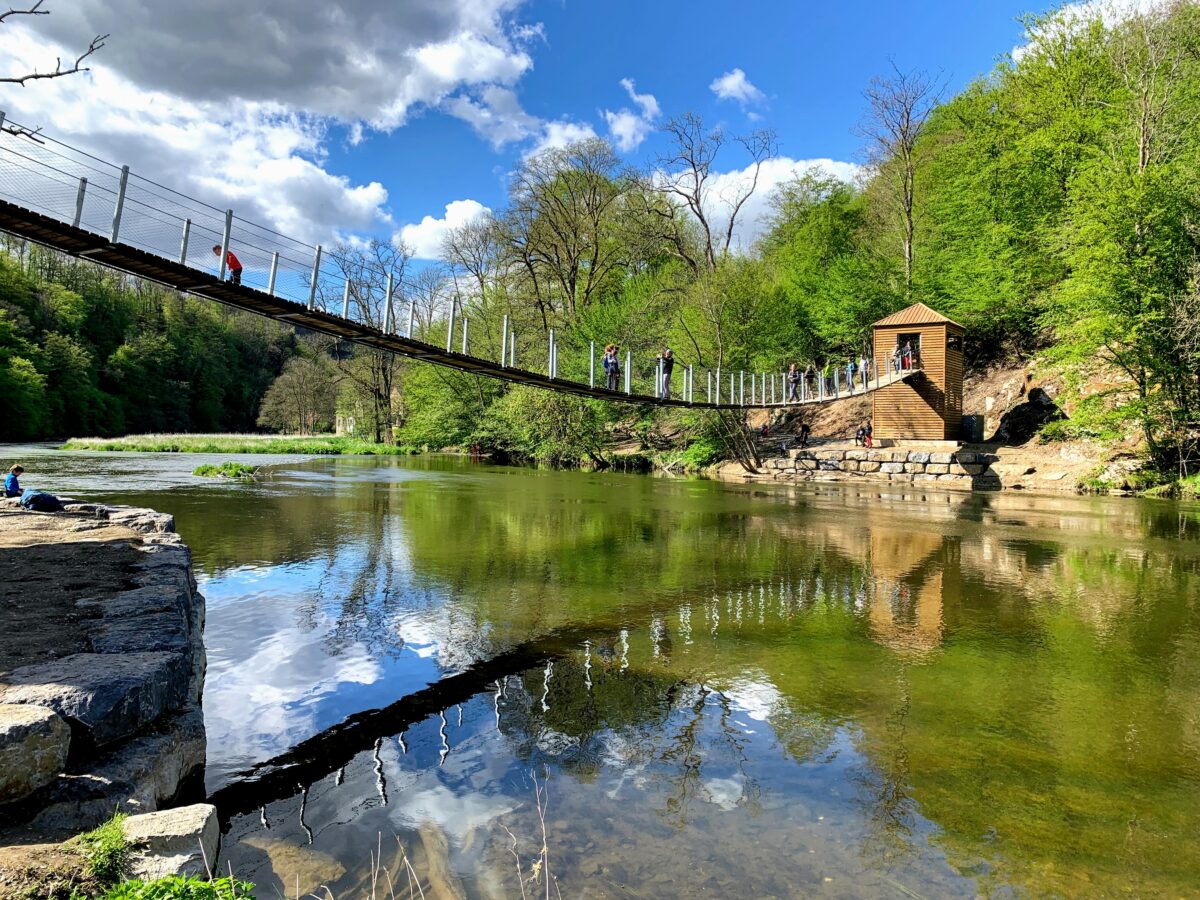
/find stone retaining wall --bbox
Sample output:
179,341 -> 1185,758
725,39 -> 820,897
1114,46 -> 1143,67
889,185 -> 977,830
0,502 -> 207,831
755,447 -> 1002,489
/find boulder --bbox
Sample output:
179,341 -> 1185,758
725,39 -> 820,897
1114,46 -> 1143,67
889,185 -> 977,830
123,803 -> 219,880
29,707 -> 206,831
0,652 -> 189,750
907,451 -> 931,464
880,462 -> 904,474
929,452 -> 954,464
0,704 -> 70,804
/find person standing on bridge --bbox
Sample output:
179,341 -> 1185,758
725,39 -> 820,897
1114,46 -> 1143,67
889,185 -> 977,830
859,353 -> 870,388
602,344 -> 621,391
786,364 -> 801,402
658,348 -> 674,400
212,245 -> 244,285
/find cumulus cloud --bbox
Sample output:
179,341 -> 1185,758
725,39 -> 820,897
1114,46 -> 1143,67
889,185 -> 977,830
399,199 -> 491,259
709,67 -> 766,107
602,78 -> 660,152
0,1 -> 545,248
525,119 -> 599,158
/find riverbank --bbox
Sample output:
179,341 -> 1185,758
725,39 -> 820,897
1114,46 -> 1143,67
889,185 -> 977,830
60,434 -> 418,456
0,502 -> 212,897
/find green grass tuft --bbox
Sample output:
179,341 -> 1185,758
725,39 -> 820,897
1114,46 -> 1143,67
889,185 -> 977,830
92,875 -> 255,899
192,462 -> 257,479
77,813 -> 131,885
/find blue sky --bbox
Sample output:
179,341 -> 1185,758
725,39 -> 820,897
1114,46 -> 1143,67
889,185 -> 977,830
1,0 -> 1066,258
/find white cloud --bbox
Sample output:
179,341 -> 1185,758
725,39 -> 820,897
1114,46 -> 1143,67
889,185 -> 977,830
525,119 -> 599,158
399,199 -> 491,259
445,85 -> 541,148
700,156 -> 861,251
603,78 -> 660,152
709,68 -> 766,107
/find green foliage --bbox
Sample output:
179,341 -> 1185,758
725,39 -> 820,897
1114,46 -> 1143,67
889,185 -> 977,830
93,876 -> 254,899
61,434 -> 418,455
77,814 -> 130,885
192,462 -> 257,478
677,436 -> 724,470
475,386 -> 616,467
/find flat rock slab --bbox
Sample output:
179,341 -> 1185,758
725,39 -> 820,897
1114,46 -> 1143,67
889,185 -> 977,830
123,803 -> 218,880
0,651 -> 188,749
0,703 -> 70,804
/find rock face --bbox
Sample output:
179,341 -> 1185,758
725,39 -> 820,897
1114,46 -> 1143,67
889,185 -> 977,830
0,704 -> 70,804
0,652 -> 190,751
123,803 -> 219,880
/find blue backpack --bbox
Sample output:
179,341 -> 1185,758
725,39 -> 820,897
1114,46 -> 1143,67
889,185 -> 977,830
20,489 -> 63,513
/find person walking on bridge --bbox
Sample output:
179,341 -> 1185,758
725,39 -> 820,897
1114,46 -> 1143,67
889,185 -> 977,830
786,363 -> 801,403
212,245 -> 244,285
602,344 -> 621,391
658,348 -> 674,400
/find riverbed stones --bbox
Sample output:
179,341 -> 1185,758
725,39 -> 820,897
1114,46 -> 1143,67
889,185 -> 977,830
0,704 -> 70,803
0,651 -> 189,750
123,803 -> 219,880
926,464 -> 950,475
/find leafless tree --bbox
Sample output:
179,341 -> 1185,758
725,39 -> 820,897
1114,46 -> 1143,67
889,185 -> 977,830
405,264 -> 452,340
858,63 -> 943,296
319,240 -> 412,443
642,113 -> 777,274
0,2 -> 108,91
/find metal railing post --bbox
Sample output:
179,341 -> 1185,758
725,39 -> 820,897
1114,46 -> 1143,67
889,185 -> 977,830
408,301 -> 416,339
510,330 -> 516,367
707,370 -> 713,404
267,252 -> 279,296
548,328 -> 555,378
307,245 -> 322,310
462,316 -> 469,354
110,165 -> 129,243
501,315 -> 509,368
384,273 -> 395,333
446,300 -> 456,352
730,373 -> 735,406
589,341 -> 595,387
72,177 -> 87,228
218,208 -> 232,280
342,280 -> 351,319
740,371 -> 745,407
751,373 -> 756,406
688,365 -> 694,404
625,351 -> 631,394
178,218 -> 191,265
657,357 -> 663,400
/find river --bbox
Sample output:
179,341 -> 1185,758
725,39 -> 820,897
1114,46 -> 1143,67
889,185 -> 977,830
5,445 -> 1200,897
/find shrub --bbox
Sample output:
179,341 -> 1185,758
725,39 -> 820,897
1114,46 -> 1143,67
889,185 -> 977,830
95,876 -> 255,899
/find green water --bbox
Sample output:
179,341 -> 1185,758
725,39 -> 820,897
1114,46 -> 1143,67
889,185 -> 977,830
7,447 -> 1200,897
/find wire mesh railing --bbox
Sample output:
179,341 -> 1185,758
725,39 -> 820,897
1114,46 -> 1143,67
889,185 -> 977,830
0,113 -> 921,409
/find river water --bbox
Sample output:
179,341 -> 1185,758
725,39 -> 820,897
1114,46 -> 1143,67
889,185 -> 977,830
5,445 -> 1200,897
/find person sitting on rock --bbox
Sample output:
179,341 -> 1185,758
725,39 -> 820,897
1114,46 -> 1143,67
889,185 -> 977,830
4,464 -> 23,498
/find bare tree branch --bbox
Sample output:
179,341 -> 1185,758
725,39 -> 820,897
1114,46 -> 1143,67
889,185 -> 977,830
0,2 -> 107,86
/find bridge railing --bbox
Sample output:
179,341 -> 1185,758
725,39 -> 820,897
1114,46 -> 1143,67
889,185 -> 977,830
0,115 -> 922,410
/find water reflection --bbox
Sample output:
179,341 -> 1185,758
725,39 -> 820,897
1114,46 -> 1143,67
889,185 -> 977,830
6,446 -> 1200,895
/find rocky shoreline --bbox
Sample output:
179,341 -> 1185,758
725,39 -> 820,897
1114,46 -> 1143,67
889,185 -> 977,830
0,500 -> 216,891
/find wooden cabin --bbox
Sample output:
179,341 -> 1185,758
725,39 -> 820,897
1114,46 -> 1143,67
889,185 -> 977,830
871,303 -> 964,441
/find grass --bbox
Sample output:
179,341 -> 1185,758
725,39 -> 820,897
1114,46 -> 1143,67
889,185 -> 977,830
192,462 -> 257,479
90,876 -> 254,899
59,434 -> 420,456
77,814 -> 131,885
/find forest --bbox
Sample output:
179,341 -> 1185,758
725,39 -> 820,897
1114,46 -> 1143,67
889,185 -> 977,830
1,2 -> 1198,479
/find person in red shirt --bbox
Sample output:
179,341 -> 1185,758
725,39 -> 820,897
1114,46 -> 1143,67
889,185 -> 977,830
212,245 -> 243,285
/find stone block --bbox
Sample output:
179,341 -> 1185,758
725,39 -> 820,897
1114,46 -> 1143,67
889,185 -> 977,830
85,614 -> 190,655
914,473 -> 939,482
904,463 -> 926,473
817,460 -> 840,470
844,450 -> 867,461
858,461 -> 882,473
929,452 -> 954,464
0,652 -> 190,750
925,464 -> 950,475
817,450 -> 845,461
0,704 -> 70,804
956,451 -> 978,464
842,460 -> 860,472
952,463 -> 986,476
907,451 -> 931,464
124,803 -> 219,880
880,462 -> 904,474
29,707 -> 206,831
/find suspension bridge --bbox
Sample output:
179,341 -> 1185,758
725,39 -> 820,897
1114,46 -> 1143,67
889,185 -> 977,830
0,115 -> 920,409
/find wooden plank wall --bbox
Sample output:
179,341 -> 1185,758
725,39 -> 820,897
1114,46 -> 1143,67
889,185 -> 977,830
872,324 -> 950,440
944,326 -> 964,438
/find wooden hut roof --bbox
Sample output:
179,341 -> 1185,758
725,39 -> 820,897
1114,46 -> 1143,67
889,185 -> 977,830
872,303 -> 964,330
